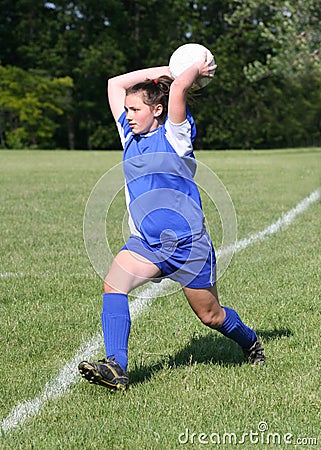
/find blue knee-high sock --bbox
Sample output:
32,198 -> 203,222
101,293 -> 131,371
217,306 -> 256,349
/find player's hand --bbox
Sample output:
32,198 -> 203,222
195,51 -> 217,86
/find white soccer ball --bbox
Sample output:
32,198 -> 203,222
169,43 -> 215,89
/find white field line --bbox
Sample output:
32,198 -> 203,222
219,187 -> 321,256
1,187 -> 320,436
0,272 -> 24,279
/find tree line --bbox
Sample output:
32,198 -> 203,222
1,0 -> 320,150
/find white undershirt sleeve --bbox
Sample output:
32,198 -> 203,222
164,119 -> 193,157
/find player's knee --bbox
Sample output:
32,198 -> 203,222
103,279 -> 130,295
103,281 -> 115,294
198,311 -> 223,329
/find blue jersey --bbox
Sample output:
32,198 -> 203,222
117,110 -> 205,245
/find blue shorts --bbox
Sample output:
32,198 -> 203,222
121,229 -> 216,288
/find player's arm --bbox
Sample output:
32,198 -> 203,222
168,53 -> 216,124
107,66 -> 172,122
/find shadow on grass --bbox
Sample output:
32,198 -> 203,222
257,328 -> 293,341
129,327 -> 292,386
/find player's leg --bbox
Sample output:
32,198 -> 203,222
79,250 -> 161,390
104,249 -> 161,294
183,285 -> 265,364
183,284 -> 225,327
101,249 -> 161,371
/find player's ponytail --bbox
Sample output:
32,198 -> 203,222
126,75 -> 174,124
153,75 -> 172,96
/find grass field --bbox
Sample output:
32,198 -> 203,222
0,148 -> 320,449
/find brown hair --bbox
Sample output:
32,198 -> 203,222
126,75 -> 173,123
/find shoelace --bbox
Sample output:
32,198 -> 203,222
98,357 -> 115,364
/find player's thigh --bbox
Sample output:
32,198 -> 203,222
104,249 -> 161,294
183,285 -> 225,327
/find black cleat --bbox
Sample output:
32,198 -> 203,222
243,340 -> 266,365
78,358 -> 129,391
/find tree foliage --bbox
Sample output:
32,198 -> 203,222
0,65 -> 73,148
226,0 -> 321,81
0,0 -> 320,149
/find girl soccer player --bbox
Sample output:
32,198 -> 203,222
79,53 -> 265,390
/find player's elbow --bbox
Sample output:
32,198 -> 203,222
107,77 -> 117,92
171,77 -> 190,93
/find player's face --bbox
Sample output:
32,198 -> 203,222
125,93 -> 161,134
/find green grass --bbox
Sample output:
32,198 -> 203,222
0,149 -> 320,449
